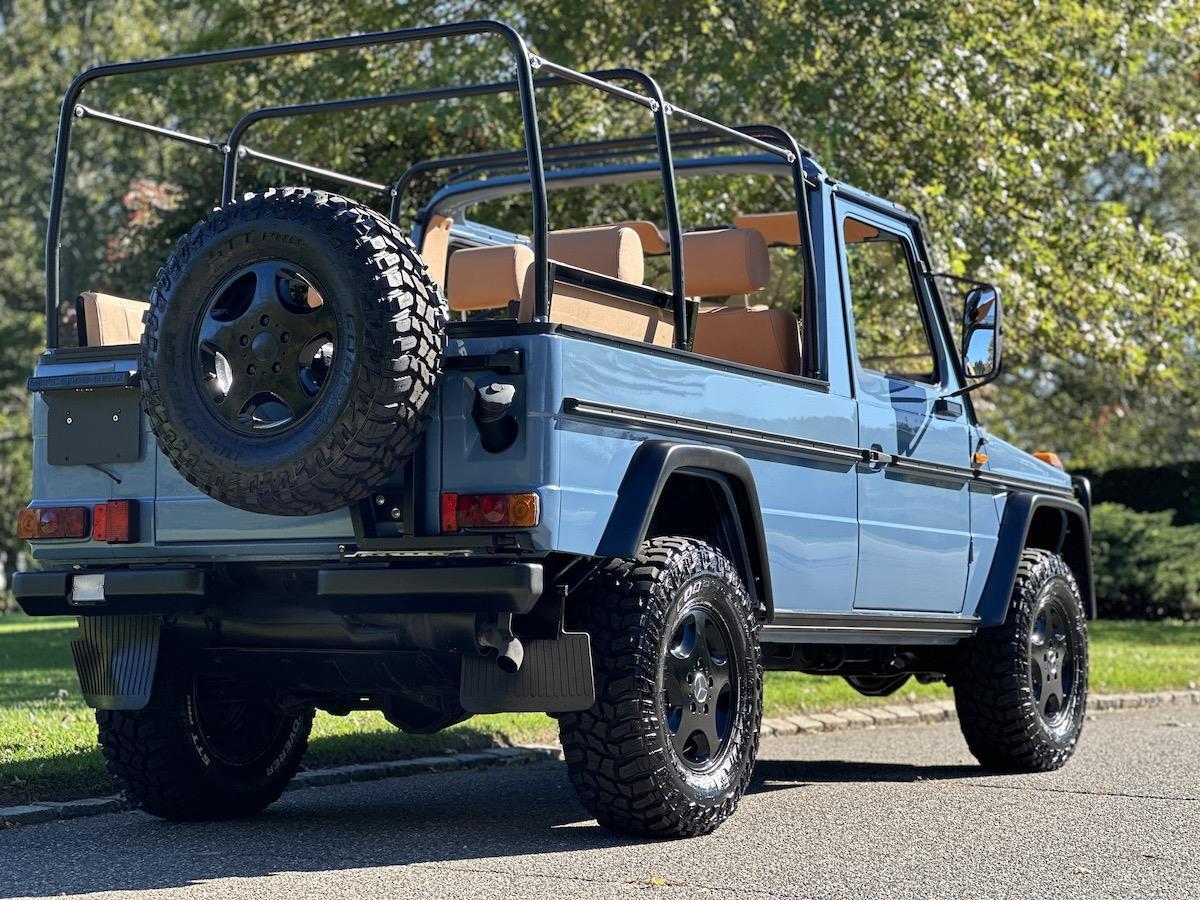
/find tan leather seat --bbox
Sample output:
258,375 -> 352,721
681,228 -> 771,297
419,214 -> 454,288
732,211 -> 803,248
693,306 -> 801,374
77,292 -> 148,347
681,228 -> 800,375
518,225 -> 673,347
613,220 -> 669,255
445,244 -> 533,312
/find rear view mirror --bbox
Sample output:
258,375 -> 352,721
961,285 -> 1001,381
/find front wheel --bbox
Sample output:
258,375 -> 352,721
97,668 -> 313,821
558,538 -> 763,838
953,548 -> 1089,771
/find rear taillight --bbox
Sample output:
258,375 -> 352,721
17,500 -> 137,542
93,500 -> 137,543
440,492 -> 539,533
17,506 -> 89,540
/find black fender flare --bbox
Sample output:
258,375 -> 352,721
596,441 -> 774,621
975,492 -> 1095,626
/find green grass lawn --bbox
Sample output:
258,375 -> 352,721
0,615 -> 1195,806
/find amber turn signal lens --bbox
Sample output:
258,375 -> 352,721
440,492 -> 539,532
17,506 -> 89,540
1034,451 -> 1065,470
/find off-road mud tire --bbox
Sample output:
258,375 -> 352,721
97,668 -> 313,821
140,187 -> 447,516
953,549 -> 1089,772
558,538 -> 763,838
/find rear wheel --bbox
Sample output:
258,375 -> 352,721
953,549 -> 1088,771
97,668 -> 312,821
558,538 -> 762,838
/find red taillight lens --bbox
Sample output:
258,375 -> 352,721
440,493 -> 459,534
93,500 -> 136,543
17,505 -> 89,540
440,492 -> 539,532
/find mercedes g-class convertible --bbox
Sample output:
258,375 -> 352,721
14,21 -> 1093,838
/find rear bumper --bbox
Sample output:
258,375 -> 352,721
14,562 -> 544,617
14,568 -> 207,616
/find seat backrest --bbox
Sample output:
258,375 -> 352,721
77,292 -> 148,347
445,244 -> 533,313
518,225 -> 673,347
680,228 -> 799,374
419,214 -> 454,288
680,228 -> 771,298
692,305 -> 801,375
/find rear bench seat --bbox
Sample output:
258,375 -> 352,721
445,225 -> 673,346
443,222 -> 801,374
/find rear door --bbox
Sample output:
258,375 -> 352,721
835,199 -> 971,613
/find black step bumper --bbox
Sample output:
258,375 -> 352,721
13,562 -> 543,617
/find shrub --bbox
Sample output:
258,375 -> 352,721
1090,503 -> 1200,620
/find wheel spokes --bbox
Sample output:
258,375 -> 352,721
662,601 -> 738,768
195,261 -> 337,433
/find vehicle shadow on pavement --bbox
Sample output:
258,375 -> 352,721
749,758 -> 991,794
0,762 -> 639,898
0,757 -> 1010,897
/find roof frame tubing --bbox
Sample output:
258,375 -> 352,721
221,63 -> 690,347
392,128 -> 731,216
43,19 -> 546,350
72,104 -> 392,195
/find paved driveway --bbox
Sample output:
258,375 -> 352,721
1,704 -> 1196,899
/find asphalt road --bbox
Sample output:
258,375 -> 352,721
1,705 -> 1196,900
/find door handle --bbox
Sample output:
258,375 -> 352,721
862,445 -> 894,468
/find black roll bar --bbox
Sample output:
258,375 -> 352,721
44,19 -> 547,349
45,19 -> 820,367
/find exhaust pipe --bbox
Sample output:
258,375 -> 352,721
477,613 -> 524,673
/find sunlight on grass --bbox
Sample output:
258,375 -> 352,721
0,615 -> 1194,805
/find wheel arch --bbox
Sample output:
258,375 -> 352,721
975,492 -> 1095,625
595,441 -> 774,621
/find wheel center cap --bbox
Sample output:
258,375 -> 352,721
692,672 -> 709,703
251,331 -> 277,361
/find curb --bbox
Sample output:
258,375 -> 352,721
3,690 -> 1196,830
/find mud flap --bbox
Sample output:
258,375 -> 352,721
460,632 -> 595,714
71,616 -> 161,710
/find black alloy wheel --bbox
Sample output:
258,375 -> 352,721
662,605 -> 741,770
97,665 -> 313,821
195,261 -> 336,434
558,537 -> 763,838
1027,591 -> 1082,733
140,188 -> 447,516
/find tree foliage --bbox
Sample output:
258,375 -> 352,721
0,0 -> 1197,597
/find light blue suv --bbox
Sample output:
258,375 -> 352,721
15,21 -> 1093,838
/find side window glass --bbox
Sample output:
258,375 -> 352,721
843,218 -> 938,384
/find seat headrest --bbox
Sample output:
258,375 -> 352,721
445,244 -> 534,311
681,228 -> 770,298
612,220 -> 669,255
548,226 -> 644,284
732,212 -> 802,247
77,292 -> 149,347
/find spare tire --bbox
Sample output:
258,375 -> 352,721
140,188 -> 447,516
